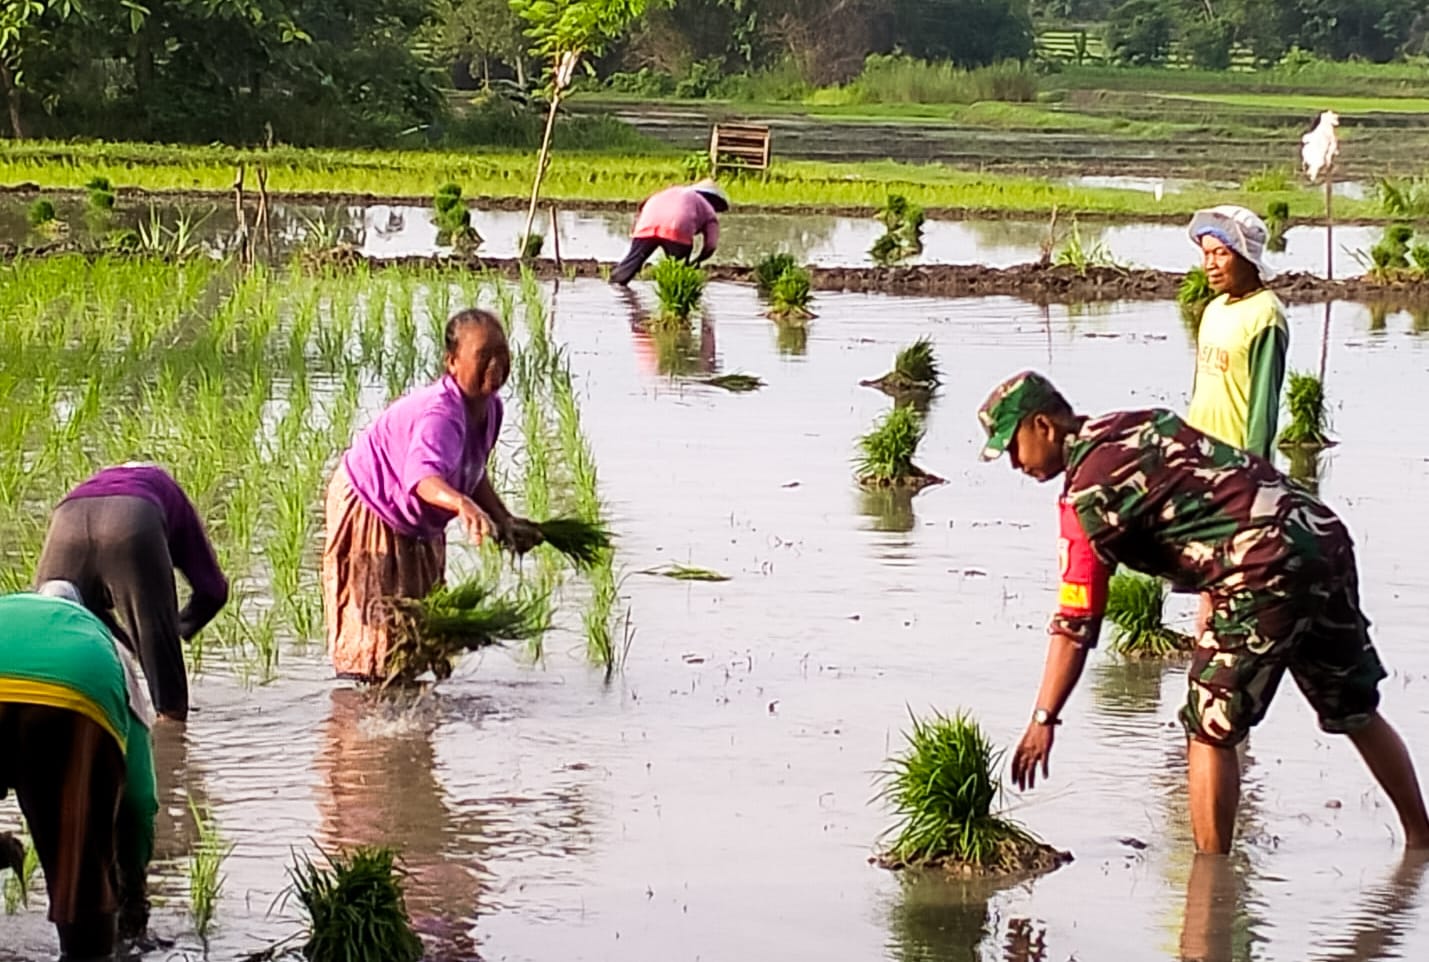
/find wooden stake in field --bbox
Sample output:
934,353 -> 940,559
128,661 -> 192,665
1302,111 -> 1339,381
1301,111 -> 1339,280
521,51 -> 579,252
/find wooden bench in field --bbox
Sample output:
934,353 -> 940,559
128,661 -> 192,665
708,123 -> 771,176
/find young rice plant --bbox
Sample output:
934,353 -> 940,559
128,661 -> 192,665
1278,371 -> 1333,449
876,709 -> 1040,870
289,846 -> 422,962
187,798 -> 232,941
1104,570 -> 1192,658
651,256 -> 706,323
382,578 -> 548,685
753,252 -> 797,296
767,266 -> 814,321
856,406 -> 936,486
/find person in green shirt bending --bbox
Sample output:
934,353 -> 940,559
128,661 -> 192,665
0,581 -> 157,961
1185,205 -> 1288,460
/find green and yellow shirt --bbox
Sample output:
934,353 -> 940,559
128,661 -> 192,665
0,593 -> 157,873
1186,288 -> 1288,459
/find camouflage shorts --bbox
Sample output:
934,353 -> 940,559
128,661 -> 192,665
1179,546 -> 1387,747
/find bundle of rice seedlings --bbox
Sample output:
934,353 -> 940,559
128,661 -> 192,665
521,232 -> 545,261
27,199 -> 57,227
652,256 -> 706,322
870,194 -> 925,266
534,517 -> 613,569
290,846 -> 422,962
86,176 -> 116,211
1278,371 -> 1334,450
433,183 -> 481,250
1105,570 -> 1192,659
753,252 -> 797,296
875,709 -> 1068,876
1264,200 -> 1289,253
856,406 -> 942,488
1369,223 -> 1414,278
1178,265 -> 1214,306
639,563 -> 730,582
767,266 -> 815,321
382,579 -> 547,685
698,372 -> 764,392
861,336 -> 941,395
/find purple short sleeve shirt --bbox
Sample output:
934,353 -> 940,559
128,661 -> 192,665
342,375 -> 504,540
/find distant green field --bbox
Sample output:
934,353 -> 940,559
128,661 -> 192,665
1163,92 -> 1429,115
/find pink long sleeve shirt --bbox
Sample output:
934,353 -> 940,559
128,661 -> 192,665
632,187 -> 720,249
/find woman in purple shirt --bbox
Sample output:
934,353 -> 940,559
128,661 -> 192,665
323,308 -> 540,681
34,464 -> 229,722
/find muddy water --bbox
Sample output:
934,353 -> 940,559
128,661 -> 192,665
3,286 -> 1429,961
0,196 -> 1380,278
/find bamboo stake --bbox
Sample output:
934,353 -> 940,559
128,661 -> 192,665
233,165 -> 249,268
549,205 -> 562,271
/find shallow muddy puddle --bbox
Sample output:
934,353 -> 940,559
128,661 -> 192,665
0,196 -> 1380,279
2,283 -> 1429,961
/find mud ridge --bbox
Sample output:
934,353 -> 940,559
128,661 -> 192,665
7,242 -> 1429,308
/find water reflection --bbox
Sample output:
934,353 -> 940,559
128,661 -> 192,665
1179,854 -> 1254,962
315,688 -> 486,953
618,285 -> 718,379
1315,852 -> 1429,962
1089,657 -> 1168,717
859,485 -> 918,535
1286,446 -> 1327,495
772,318 -> 809,357
884,875 -> 1000,962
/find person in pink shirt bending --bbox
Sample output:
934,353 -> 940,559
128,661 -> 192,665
322,308 -> 542,683
610,178 -> 730,285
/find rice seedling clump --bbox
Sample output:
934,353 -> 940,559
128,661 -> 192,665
767,266 -> 815,321
753,252 -> 797,296
861,336 -> 940,396
1278,371 -> 1334,450
86,176 -> 116,211
875,709 -> 1069,876
1264,200 -> 1289,252
651,256 -> 706,323
1105,570 -> 1192,659
26,198 -> 57,227
870,194 -> 925,265
290,846 -> 422,962
855,406 -> 942,488
382,579 -> 547,685
698,372 -> 765,393
432,182 -> 481,250
521,232 -> 545,261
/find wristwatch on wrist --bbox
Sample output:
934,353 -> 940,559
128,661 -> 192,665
1033,708 -> 1061,726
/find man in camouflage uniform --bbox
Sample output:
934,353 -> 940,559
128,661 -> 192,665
976,370 -> 1429,854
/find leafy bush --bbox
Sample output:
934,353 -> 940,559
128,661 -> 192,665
812,55 -> 1037,106
604,68 -> 676,97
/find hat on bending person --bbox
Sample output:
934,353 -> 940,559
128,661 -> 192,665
976,371 -> 1071,461
691,178 -> 730,212
1188,205 -> 1276,281
36,579 -> 84,605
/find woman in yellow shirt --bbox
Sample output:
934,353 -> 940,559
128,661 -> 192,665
1185,205 -> 1288,460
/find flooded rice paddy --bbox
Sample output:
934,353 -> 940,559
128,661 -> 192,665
0,195 -> 1380,278
2,267 -> 1429,961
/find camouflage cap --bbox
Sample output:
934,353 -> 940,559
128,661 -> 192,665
976,371 -> 1066,461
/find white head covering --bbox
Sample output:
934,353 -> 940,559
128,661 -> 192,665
1188,205 -> 1276,281
691,178 -> 730,211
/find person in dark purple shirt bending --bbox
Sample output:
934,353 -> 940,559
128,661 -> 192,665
34,464 -> 229,721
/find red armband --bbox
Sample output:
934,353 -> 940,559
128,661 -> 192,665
1057,498 -> 1110,618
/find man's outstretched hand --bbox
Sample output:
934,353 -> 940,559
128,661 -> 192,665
1011,723 -> 1055,791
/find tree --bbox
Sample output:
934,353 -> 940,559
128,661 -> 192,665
509,0 -> 660,245
0,0 -> 78,138
1181,15 -> 1234,69
1105,0 -> 1174,65
427,0 -> 528,87
889,0 -> 1034,68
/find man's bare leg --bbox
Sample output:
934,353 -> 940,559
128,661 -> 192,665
1347,712 -> 1429,848
1189,739 -> 1240,854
